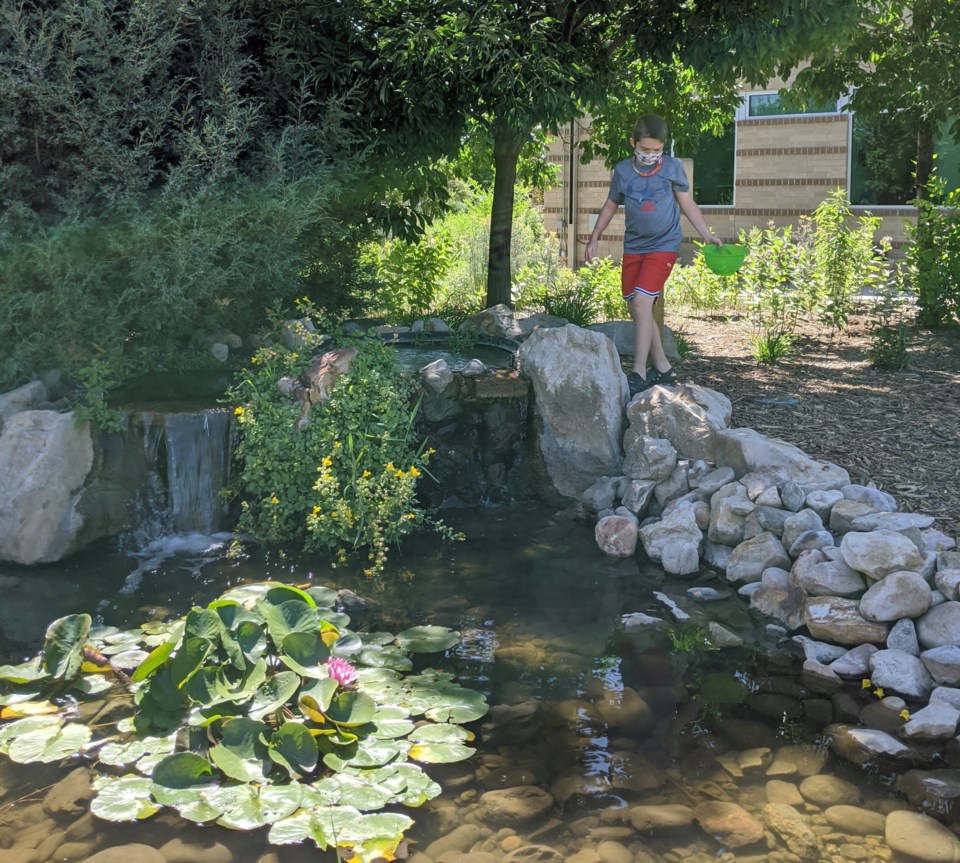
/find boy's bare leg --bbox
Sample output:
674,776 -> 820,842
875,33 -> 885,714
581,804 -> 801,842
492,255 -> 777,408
649,315 -> 671,373
628,294 -> 657,377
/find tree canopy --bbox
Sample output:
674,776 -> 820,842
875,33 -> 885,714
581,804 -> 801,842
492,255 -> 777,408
280,0 -> 867,307
793,0 -> 960,200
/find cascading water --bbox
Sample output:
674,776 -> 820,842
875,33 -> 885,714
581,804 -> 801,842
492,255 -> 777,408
163,409 -> 232,534
115,408 -> 234,594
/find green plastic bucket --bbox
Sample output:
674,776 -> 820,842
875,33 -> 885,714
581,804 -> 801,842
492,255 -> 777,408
700,243 -> 748,276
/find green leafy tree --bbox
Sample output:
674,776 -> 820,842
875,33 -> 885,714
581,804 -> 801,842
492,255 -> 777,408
276,0 -> 863,309
792,0 -> 960,199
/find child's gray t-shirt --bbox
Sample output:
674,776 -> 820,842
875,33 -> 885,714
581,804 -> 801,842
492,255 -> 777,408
607,155 -> 690,254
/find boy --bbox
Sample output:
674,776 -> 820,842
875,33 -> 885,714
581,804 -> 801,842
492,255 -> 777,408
584,114 -> 722,397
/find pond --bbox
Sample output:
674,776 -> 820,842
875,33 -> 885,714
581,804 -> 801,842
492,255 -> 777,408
0,506 -> 932,863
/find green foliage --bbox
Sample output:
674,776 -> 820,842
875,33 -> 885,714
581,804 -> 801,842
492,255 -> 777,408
360,232 -> 454,323
0,173 -> 350,391
0,585 -> 488,862
665,255 -> 740,316
71,361 -> 127,434
514,257 -> 623,327
868,267 -> 915,370
671,328 -> 693,360
577,258 -> 626,322
810,189 -> 887,330
908,183 -> 960,328
738,223 -> 812,362
227,333 -> 451,576
751,333 -> 794,364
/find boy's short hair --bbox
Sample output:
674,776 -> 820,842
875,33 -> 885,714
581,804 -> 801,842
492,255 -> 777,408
633,114 -> 668,142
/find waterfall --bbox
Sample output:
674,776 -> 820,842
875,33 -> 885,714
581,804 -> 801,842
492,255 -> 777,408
163,409 -> 232,533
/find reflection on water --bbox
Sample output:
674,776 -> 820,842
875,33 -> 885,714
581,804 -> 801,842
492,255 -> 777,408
0,507 -> 936,862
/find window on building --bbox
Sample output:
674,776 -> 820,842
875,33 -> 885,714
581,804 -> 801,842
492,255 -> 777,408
689,121 -> 736,206
851,112 -> 960,205
747,93 -> 839,117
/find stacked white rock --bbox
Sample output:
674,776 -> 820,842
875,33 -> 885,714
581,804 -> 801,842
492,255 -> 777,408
586,382 -> 960,769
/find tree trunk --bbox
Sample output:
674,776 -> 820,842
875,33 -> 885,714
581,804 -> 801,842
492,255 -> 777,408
486,126 -> 526,309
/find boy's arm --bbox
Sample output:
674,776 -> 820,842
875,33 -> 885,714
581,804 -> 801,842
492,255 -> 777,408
675,190 -> 722,246
585,198 -> 620,263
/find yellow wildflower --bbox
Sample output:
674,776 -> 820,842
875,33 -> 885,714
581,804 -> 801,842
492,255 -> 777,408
385,461 -> 396,472
333,441 -> 342,449
873,687 -> 885,699
322,456 -> 333,467
234,406 -> 244,416
395,470 -> 404,478
312,506 -> 321,514
899,709 -> 910,721
861,678 -> 872,689
270,495 -> 279,505
427,447 -> 436,455
291,352 -> 299,359
409,466 -> 421,478
251,356 -> 259,364
362,470 -> 371,478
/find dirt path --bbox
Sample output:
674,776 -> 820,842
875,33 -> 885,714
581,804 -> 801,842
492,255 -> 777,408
664,307 -> 960,536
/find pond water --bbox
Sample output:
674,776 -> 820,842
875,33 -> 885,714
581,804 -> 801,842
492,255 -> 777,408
0,506 -> 933,863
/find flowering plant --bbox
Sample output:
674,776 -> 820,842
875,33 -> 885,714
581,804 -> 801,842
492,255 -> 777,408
227,329 -> 454,574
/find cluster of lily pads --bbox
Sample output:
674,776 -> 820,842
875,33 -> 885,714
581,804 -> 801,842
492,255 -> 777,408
0,582 -> 488,862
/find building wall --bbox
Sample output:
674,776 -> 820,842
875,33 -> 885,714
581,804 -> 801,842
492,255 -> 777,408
543,100 -> 916,268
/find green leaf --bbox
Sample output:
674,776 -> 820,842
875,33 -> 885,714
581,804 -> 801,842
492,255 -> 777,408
208,717 -> 272,782
356,646 -> 413,671
280,632 -> 330,678
257,599 -> 321,646
330,631 -> 363,657
131,639 -> 176,683
0,715 -> 61,750
408,723 -> 470,744
306,586 -> 338,606
235,620 -> 267,662
248,671 -> 300,720
152,752 -> 216,788
408,741 -> 475,763
390,762 -> 442,805
299,677 -> 339,715
369,706 -> 415,740
215,657 -> 267,703
184,608 -> 225,643
42,614 -> 92,680
91,776 -> 160,822
423,687 -> 489,723
265,584 -> 318,608
169,637 -> 214,689
395,625 -> 460,653
326,774 -> 393,810
325,690 -> 377,727
269,721 -> 319,777
0,657 -> 48,685
7,719 -> 92,763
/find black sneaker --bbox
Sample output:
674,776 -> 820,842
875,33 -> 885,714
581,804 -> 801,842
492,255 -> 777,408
649,366 -> 678,386
627,372 -> 648,397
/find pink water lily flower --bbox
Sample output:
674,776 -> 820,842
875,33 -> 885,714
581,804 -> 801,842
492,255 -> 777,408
326,657 -> 359,688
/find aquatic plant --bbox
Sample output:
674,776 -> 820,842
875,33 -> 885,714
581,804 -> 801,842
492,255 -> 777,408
0,582 -> 487,862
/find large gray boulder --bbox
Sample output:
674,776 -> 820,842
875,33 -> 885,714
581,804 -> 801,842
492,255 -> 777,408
0,410 -> 94,564
518,325 -> 625,501
713,428 -> 850,492
625,384 -> 731,460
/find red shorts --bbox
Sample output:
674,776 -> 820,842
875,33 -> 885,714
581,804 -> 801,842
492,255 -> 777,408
621,252 -> 679,301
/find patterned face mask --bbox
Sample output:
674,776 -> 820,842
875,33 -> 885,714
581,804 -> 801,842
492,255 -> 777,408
635,148 -> 663,167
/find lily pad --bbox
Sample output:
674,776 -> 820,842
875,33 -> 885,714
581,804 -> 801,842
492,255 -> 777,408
408,741 -> 475,763
325,690 -> 377,727
7,719 -> 92,763
280,632 -> 331,678
152,751 -> 216,788
258,599 -> 321,646
269,721 -> 319,777
208,718 -> 272,782
91,775 -> 160,822
248,670 -> 300,720
395,625 -> 460,653
42,614 -> 91,680
0,657 -> 48,685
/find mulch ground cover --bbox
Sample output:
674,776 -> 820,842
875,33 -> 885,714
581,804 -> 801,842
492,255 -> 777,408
663,307 -> 960,537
